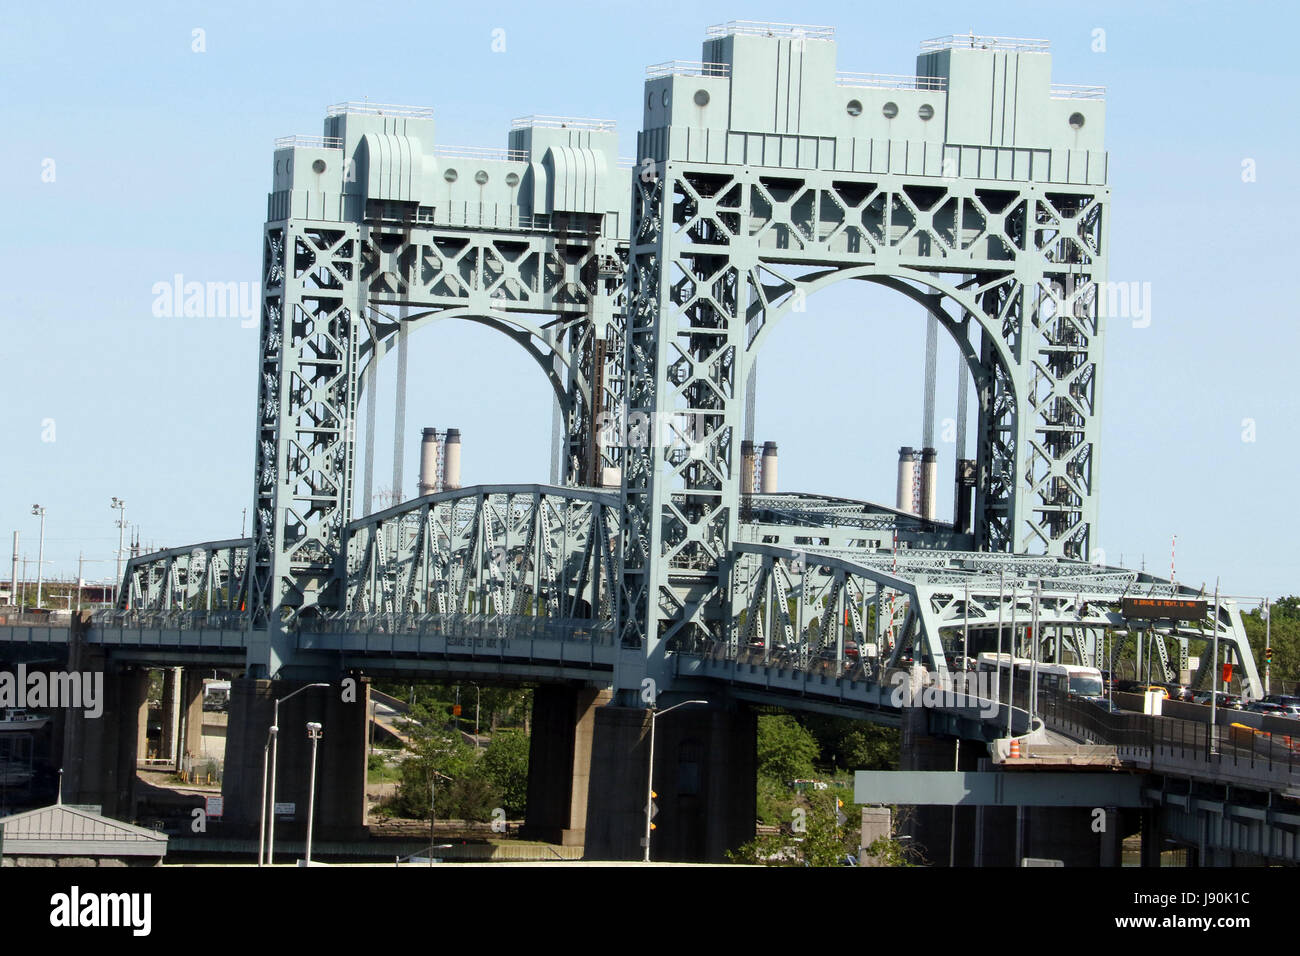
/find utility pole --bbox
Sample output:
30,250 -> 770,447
8,531 -> 17,607
31,505 -> 46,609
111,497 -> 126,605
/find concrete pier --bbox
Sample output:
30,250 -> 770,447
522,685 -> 608,846
583,700 -> 755,862
220,676 -> 369,843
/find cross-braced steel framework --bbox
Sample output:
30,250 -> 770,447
96,24 -> 1263,702
247,109 -> 630,674
619,24 -> 1109,691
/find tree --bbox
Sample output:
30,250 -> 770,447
799,714 -> 900,771
1244,597 -> 1300,690
482,730 -> 530,817
393,719 -> 482,820
756,714 -> 819,782
730,793 -> 861,867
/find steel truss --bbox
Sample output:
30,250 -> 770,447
251,158 -> 629,672
718,544 -> 1262,697
337,484 -> 622,635
621,161 -> 1106,680
117,538 -> 252,615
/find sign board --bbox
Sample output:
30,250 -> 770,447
1122,597 -> 1207,621
205,795 -> 224,818
274,802 -> 296,817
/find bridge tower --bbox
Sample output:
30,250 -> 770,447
618,23 -> 1108,695
248,107 -> 629,676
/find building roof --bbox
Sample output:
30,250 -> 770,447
0,803 -> 168,858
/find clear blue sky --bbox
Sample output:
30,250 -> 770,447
1,0 -> 1296,603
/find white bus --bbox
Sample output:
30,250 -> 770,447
975,653 -> 1105,701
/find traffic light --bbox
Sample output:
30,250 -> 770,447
1266,646 -> 1273,665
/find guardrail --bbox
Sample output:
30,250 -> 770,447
92,609 -> 251,631
274,135 -> 343,150
920,34 -> 1049,53
1050,84 -> 1106,100
307,612 -> 613,645
326,102 -> 434,119
1036,688 -> 1300,787
645,60 -> 730,79
835,72 -> 947,91
435,144 -> 528,162
706,21 -> 835,40
510,115 -> 616,132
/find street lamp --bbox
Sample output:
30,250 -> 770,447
111,498 -> 126,606
30,506 -> 45,610
260,682 -> 329,865
304,722 -> 323,866
643,699 -> 708,863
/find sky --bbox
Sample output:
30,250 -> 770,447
0,0 -> 1297,603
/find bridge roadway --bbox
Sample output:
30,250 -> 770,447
4,610 -> 1298,863
0,611 -> 1030,740
2,607 -> 1291,792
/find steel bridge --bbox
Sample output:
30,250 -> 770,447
0,21 -> 1275,863
8,18 -> 1264,715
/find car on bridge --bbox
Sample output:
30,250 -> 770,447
1193,691 -> 1244,709
1246,701 -> 1296,717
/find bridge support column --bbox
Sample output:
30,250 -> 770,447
62,655 -> 148,822
583,701 -> 755,862
521,686 -> 610,846
136,674 -> 151,762
161,666 -> 182,768
221,676 -> 369,845
178,670 -> 205,775
899,709 -> 980,865
1140,807 -> 1162,867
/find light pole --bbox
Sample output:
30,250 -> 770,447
30,505 -> 45,610
304,722 -> 323,866
262,682 -> 329,865
111,498 -> 126,606
643,699 -> 708,863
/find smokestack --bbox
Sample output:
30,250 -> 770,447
741,440 -> 756,496
443,428 -> 462,490
896,447 -> 916,514
760,441 -> 778,494
418,428 -> 440,496
919,447 -> 938,521
9,531 -> 17,607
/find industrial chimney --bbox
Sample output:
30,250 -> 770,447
919,447 -> 938,521
896,447 -> 917,514
418,428 -> 440,497
443,428 -> 462,490
760,441 -> 778,494
741,440 -> 756,496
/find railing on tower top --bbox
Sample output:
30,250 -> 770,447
645,60 -> 731,79
920,34 -> 1050,53
510,115 -> 616,132
326,102 -> 435,119
834,72 -> 947,91
705,21 -> 836,40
